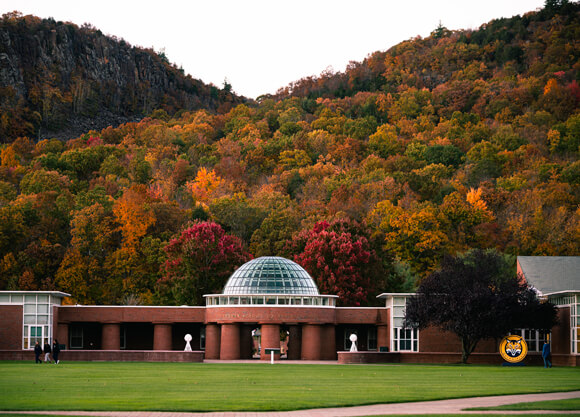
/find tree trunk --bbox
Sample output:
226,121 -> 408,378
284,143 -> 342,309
461,337 -> 478,364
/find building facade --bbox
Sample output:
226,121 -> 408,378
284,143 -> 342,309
0,256 -> 578,365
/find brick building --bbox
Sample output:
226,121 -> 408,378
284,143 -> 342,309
0,256 -> 578,365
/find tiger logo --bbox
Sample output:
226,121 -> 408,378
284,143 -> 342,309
500,335 -> 528,363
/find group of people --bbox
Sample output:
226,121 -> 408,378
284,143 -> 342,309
34,339 -> 61,364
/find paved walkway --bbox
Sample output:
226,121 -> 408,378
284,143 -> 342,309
3,391 -> 580,416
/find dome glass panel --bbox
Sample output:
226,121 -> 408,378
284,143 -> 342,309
223,257 -> 319,295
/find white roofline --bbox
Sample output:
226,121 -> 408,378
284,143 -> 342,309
376,292 -> 416,298
545,290 -> 580,296
0,290 -> 71,297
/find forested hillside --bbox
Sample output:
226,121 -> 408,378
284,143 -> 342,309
0,2 -> 578,306
0,12 -> 243,142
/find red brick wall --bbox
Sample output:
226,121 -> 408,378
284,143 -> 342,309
57,306 -> 206,323
335,308 -> 388,324
0,305 -> 23,350
206,306 -> 336,324
419,326 -> 498,353
59,305 -> 392,326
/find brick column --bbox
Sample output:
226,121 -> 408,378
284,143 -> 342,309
287,325 -> 302,360
56,323 -> 69,349
321,324 -> 336,360
301,324 -> 322,360
220,323 -> 240,360
204,324 -> 220,359
377,325 -> 389,352
153,323 -> 173,350
260,323 -> 281,361
102,323 -> 120,350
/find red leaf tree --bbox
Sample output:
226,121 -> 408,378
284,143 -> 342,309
157,221 -> 251,305
288,219 -> 386,306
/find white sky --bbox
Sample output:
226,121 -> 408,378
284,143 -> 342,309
2,1 -> 545,99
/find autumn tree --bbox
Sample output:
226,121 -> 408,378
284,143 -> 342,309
288,218 -> 388,306
158,221 -> 251,305
367,200 -> 449,274
54,202 -> 119,303
186,167 -> 224,205
250,207 -> 299,257
404,249 -> 558,363
209,193 -> 266,243
113,185 -> 156,249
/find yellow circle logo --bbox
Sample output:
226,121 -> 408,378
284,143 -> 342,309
500,335 -> 528,363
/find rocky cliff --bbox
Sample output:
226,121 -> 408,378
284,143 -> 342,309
0,12 -> 244,142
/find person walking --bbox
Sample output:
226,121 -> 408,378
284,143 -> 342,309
43,341 -> 52,363
52,339 -> 61,364
34,341 -> 42,364
542,340 -> 552,368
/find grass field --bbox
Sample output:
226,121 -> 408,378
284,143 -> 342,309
469,397 -> 580,411
0,361 -> 579,412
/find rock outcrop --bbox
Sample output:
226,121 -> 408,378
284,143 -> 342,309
0,12 -> 244,142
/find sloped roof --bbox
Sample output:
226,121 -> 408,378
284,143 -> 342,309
517,256 -> 580,295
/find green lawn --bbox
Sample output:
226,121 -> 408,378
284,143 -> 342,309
0,362 -> 579,412
367,415 -> 580,417
469,398 -> 580,411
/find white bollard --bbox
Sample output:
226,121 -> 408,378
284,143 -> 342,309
271,350 -> 275,364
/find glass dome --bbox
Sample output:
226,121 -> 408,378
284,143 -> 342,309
222,257 -> 319,295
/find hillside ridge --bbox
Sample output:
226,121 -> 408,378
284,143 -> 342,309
0,11 -> 244,142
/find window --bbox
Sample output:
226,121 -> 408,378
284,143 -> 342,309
23,326 -> 44,349
70,326 -> 83,349
393,327 -> 418,352
571,295 -> 579,354
514,329 -> 550,352
20,294 -> 53,349
200,327 -> 206,350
